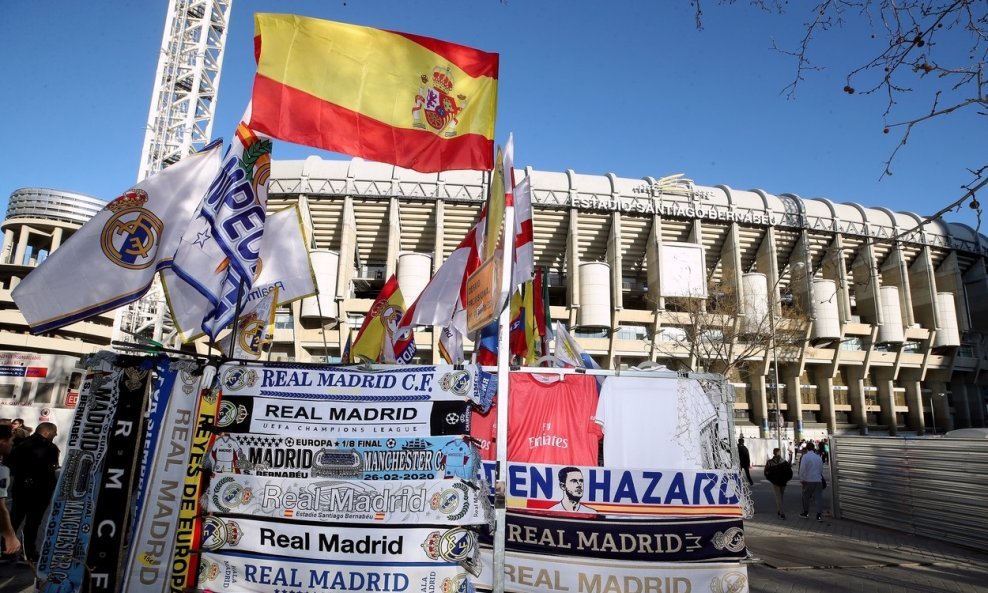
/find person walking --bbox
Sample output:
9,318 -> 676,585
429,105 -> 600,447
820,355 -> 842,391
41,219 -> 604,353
763,447 -> 793,519
0,424 -> 22,559
737,438 -> 753,485
798,440 -> 826,521
6,421 -> 59,563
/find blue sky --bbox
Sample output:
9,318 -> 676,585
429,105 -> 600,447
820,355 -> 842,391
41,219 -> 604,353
2,0 -> 985,231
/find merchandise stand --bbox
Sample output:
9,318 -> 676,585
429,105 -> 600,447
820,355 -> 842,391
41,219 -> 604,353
484,362 -> 746,593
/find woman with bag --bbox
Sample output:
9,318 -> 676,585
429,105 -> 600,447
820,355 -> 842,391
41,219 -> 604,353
763,447 -> 793,519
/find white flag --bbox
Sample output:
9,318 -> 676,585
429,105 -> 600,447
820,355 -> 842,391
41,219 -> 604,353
217,285 -> 278,359
162,205 -> 316,342
170,122 -> 272,338
12,145 -> 222,333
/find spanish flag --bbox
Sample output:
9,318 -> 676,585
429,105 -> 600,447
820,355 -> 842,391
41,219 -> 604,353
250,13 -> 499,173
352,275 -> 417,363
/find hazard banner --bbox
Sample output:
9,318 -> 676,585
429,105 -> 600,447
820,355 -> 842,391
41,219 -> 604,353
217,362 -> 495,410
479,512 -> 745,562
208,433 -> 481,480
215,395 -> 471,437
473,546 -> 748,593
202,474 -> 493,527
480,461 -> 745,517
199,516 -> 479,572
198,550 -> 475,593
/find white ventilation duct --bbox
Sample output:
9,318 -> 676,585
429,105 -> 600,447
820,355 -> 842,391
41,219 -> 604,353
934,292 -> 961,347
300,250 -> 340,324
878,286 -> 904,344
577,262 -> 611,329
397,252 -> 432,306
741,272 -> 770,334
811,279 -> 841,340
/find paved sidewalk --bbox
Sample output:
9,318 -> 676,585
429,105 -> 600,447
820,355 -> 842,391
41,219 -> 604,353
744,465 -> 988,593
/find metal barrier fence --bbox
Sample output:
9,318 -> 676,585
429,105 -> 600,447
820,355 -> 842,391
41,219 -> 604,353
830,435 -> 988,551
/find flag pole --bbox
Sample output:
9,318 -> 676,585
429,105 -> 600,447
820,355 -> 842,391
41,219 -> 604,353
313,294 -> 331,362
493,202 -> 515,593
227,277 -> 247,359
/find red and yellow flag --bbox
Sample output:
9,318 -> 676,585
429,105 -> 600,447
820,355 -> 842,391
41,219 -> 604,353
352,275 -> 416,363
251,13 -> 499,173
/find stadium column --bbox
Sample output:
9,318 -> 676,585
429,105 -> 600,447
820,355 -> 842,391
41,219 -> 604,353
566,208 -> 581,328
814,365 -> 838,435
875,368 -> 897,435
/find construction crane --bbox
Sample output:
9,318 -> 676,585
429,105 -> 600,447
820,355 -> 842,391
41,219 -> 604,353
137,0 -> 234,181
116,0 -> 233,346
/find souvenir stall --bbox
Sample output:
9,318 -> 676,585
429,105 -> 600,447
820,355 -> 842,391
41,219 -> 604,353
30,353 -> 750,593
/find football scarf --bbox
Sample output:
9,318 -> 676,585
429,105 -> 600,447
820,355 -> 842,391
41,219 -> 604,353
480,512 -> 746,562
122,361 -> 213,593
198,550 -> 476,593
199,516 -> 479,572
216,361 -> 495,411
83,358 -> 153,593
481,461 -> 745,517
473,546 -> 749,593
37,358 -> 151,593
215,395 -> 471,437
203,474 -> 493,528
207,434 -> 481,480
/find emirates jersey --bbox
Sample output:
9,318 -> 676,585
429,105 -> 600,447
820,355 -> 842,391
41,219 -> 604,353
470,405 -> 498,461
507,373 -> 601,465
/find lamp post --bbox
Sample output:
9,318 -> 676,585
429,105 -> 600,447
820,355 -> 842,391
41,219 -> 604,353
928,393 -> 936,435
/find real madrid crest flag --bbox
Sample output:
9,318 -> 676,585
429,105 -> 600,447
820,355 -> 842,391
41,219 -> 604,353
12,144 -> 223,334
249,13 -> 499,173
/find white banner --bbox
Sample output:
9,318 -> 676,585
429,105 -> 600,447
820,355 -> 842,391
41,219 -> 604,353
200,516 -> 479,569
198,551 -> 474,593
202,474 -> 492,527
474,546 -> 748,593
217,362 -> 495,410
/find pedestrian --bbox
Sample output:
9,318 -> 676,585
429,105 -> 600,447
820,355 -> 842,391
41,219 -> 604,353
6,421 -> 59,563
821,439 -> 830,464
737,438 -> 753,485
798,441 -> 826,522
763,447 -> 793,519
0,424 -> 22,558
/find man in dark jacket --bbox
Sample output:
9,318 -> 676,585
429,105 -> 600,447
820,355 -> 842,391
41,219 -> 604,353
6,421 -> 59,563
737,437 -> 753,485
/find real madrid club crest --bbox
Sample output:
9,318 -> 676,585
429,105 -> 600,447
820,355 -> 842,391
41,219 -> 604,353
222,367 -> 257,391
440,370 -> 471,396
200,516 -> 243,551
412,66 -> 468,138
100,189 -> 163,270
236,312 -> 271,358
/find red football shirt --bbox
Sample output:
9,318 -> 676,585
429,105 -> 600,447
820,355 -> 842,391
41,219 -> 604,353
507,373 -> 601,465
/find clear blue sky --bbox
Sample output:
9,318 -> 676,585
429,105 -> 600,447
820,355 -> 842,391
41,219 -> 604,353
2,0 -> 985,231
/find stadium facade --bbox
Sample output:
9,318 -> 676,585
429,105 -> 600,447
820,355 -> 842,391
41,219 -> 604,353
4,157 -> 988,439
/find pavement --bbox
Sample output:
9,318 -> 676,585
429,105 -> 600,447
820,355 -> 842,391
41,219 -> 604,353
3,464 -> 987,593
743,463 -> 988,593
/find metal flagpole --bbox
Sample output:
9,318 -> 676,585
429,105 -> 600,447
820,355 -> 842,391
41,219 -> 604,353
227,277 -> 247,359
493,203 -> 515,593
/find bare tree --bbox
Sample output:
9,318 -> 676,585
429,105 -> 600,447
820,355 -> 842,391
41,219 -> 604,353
692,0 -> 988,227
655,280 -> 810,378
